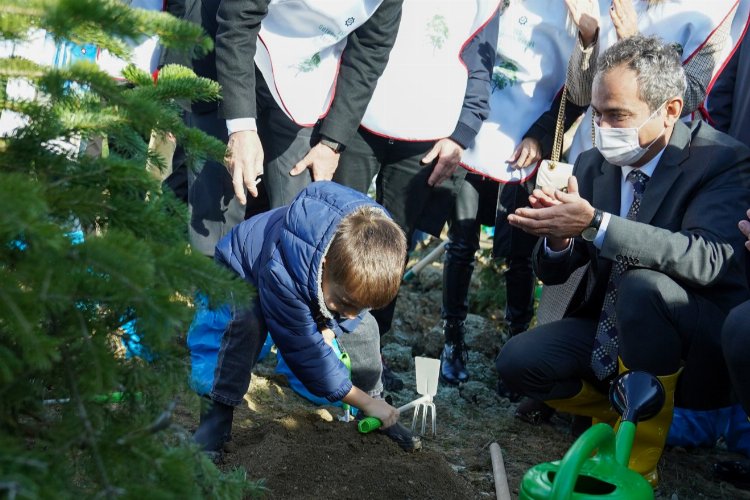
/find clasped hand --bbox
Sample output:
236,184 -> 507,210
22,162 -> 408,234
507,176 -> 595,250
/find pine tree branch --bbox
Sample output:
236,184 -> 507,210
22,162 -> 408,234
61,346 -> 118,496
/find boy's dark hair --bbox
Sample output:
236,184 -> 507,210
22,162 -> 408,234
325,206 -> 407,310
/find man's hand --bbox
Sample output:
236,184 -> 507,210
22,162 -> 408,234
507,137 -> 542,169
507,176 -> 595,250
739,208 -> 750,252
610,0 -> 639,40
422,138 -> 464,187
225,130 -> 264,205
564,0 -> 600,46
289,142 -> 341,181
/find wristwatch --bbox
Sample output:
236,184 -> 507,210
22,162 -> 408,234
581,209 -> 603,242
319,137 -> 345,154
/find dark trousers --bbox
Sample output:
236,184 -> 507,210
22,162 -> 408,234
496,269 -> 732,409
210,298 -> 383,406
334,128 -> 466,335
186,69 -> 315,257
442,174 -> 497,321
723,300 -> 750,415
334,128 -> 464,242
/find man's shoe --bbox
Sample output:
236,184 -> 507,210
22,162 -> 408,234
496,377 -> 522,403
381,421 -> 422,452
440,341 -> 469,385
713,460 -> 750,489
193,398 -> 234,454
514,398 -> 555,425
381,357 -> 404,392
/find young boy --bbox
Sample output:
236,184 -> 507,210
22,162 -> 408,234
193,181 -> 421,453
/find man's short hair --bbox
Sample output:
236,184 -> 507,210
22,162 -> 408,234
595,34 -> 687,111
325,206 -> 407,310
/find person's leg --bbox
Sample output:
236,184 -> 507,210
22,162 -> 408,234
372,138 -> 465,338
440,175 -> 482,384
337,313 -> 384,397
255,69 -> 316,208
504,256 -> 535,334
712,300 -> 750,489
194,298 -> 268,453
615,268 -> 732,484
722,300 -> 750,415
496,182 -> 538,336
495,317 -> 601,400
186,109 -> 247,257
333,128 -> 382,195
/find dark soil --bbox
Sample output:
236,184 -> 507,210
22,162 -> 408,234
179,238 -> 750,499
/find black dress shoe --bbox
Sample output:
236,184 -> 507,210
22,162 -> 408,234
381,422 -> 422,452
714,460 -> 750,489
193,398 -> 234,454
496,377 -> 522,403
514,398 -> 555,425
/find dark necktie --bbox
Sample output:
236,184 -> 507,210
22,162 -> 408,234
590,169 -> 650,380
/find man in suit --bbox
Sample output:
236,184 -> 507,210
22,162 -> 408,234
216,0 -> 402,210
496,35 -> 750,485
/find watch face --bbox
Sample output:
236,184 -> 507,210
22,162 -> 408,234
581,226 -> 598,242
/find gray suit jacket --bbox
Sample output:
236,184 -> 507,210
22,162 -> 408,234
534,120 -> 750,318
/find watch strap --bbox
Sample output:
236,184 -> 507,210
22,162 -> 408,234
320,137 -> 344,153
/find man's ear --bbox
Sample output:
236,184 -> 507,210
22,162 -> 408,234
665,96 -> 683,125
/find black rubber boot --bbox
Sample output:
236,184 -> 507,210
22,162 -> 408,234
380,422 -> 422,452
193,397 -> 234,455
440,320 -> 469,385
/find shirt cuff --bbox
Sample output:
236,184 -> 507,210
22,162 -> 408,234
593,212 -> 611,249
226,118 -> 257,135
543,238 -> 573,258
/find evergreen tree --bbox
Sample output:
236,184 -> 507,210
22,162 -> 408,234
0,1 -> 259,497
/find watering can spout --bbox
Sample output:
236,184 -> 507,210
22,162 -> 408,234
610,370 -> 665,424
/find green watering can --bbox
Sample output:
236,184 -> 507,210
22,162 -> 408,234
520,371 -> 665,500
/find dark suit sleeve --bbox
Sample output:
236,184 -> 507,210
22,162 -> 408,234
600,160 -> 750,286
532,238 -> 591,285
448,9 -> 499,149
215,0 -> 271,120
318,0 -> 403,147
707,42 -> 739,133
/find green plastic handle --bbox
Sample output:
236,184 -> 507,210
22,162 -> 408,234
357,416 -> 383,433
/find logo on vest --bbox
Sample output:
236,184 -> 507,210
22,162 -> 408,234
426,15 -> 450,50
345,17 -> 355,27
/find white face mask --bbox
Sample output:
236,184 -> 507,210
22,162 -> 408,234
594,104 -> 667,166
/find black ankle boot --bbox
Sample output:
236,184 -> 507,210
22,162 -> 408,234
440,320 -> 468,384
193,397 -> 234,454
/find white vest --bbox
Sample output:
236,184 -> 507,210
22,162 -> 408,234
460,0 -> 577,182
361,0 -> 500,140
255,0 -> 385,126
567,0 -> 745,162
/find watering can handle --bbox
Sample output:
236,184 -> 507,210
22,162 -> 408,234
550,423 -> 617,500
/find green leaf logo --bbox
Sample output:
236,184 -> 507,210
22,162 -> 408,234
426,15 -> 450,50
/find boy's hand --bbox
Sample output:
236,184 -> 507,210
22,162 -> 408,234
362,398 -> 399,428
342,387 -> 399,428
321,328 -> 336,347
